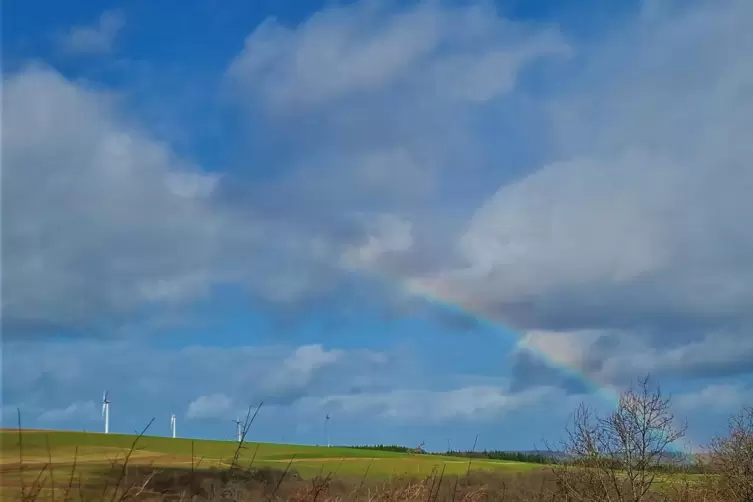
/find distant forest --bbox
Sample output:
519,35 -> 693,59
348,444 -> 415,453
439,450 -> 558,464
347,445 -> 705,473
347,445 -> 558,465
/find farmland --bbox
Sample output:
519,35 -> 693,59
0,425 -> 744,502
0,429 -> 538,495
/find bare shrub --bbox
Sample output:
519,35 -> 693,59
709,406 -> 753,502
552,376 -> 687,502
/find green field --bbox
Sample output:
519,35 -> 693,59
0,429 -> 539,484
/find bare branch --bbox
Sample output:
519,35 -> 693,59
552,376 -> 686,502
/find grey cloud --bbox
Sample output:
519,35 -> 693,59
224,1 -> 569,209
510,328 -> 753,392
1,66 -> 243,334
340,214 -> 413,269
508,351 -> 590,395
409,0 -> 753,371
219,1 -> 568,322
599,331 -> 753,382
1,65 -> 365,335
6,0 -> 753,378
4,2 -> 573,336
255,0 -> 753,354
436,147 -> 753,333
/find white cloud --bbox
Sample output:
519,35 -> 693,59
38,401 -> 99,423
1,65 -> 246,331
460,150 -> 677,291
227,1 -> 569,111
298,385 -> 554,423
59,9 -> 125,56
261,344 -> 343,395
187,393 -> 233,420
518,330 -> 600,370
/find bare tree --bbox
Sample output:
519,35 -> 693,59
553,376 -> 687,502
709,406 -> 753,502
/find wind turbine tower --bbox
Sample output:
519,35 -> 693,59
232,417 -> 243,443
325,414 -> 331,448
170,412 -> 177,439
102,391 -> 111,434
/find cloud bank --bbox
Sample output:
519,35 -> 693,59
3,0 -> 752,428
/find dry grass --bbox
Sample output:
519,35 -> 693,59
0,461 -> 736,502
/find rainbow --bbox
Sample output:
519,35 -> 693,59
403,275 -> 622,406
343,263 -> 688,451
406,277 -> 698,455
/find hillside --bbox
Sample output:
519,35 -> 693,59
0,429 -> 539,480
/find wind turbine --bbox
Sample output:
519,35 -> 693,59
325,414 -> 331,448
232,417 -> 243,443
170,412 -> 177,439
101,391 -> 111,434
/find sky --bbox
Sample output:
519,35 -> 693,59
2,0 -> 752,452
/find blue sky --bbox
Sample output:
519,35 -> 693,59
3,0 -> 752,452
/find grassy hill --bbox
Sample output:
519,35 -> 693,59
0,429 -> 723,501
0,429 -> 538,482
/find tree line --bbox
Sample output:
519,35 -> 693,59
348,445 -> 558,464
434,450 -> 557,464
347,444 -> 415,453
